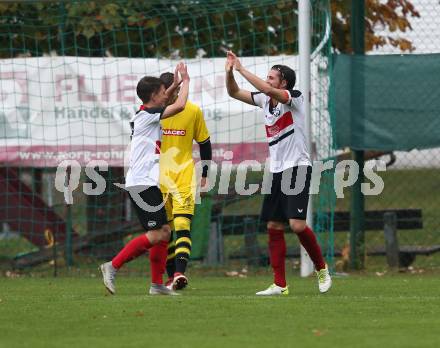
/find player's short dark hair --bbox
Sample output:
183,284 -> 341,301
159,72 -> 174,89
136,76 -> 164,103
271,64 -> 296,89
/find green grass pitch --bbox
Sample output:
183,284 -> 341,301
1,274 -> 439,348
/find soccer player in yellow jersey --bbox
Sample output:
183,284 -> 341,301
148,72 -> 211,290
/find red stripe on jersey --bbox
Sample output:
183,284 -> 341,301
265,111 -> 294,137
155,140 -> 161,154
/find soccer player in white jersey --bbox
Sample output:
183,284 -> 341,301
225,51 -> 331,295
100,63 -> 190,296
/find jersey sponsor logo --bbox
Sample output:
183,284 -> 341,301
162,129 -> 186,136
265,111 -> 294,137
268,125 -> 280,136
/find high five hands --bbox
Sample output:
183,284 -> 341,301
172,62 -> 190,87
177,62 -> 190,81
225,51 -> 243,72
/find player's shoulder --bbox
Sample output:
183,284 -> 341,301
133,107 -> 163,122
283,89 -> 303,108
184,100 -> 202,113
139,106 -> 163,114
288,89 -> 302,98
251,91 -> 269,107
136,107 -> 163,117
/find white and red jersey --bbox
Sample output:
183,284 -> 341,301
251,89 -> 311,173
125,106 -> 163,188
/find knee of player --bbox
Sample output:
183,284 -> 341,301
146,231 -> 161,244
289,219 -> 306,234
267,221 -> 284,230
174,216 -> 191,231
160,225 -> 172,241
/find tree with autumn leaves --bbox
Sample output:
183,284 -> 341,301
332,0 -> 420,52
0,1 -> 423,58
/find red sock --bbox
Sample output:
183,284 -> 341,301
268,228 -> 286,287
296,226 -> 326,271
149,240 -> 168,285
112,234 -> 152,269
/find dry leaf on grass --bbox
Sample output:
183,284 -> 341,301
312,329 -> 327,336
225,271 -> 239,277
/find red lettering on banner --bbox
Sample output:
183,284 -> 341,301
265,111 -> 293,137
117,75 -> 137,103
55,75 -> 74,102
162,129 -> 186,136
55,74 -> 138,103
0,72 -> 28,103
101,75 -> 111,102
78,75 -> 97,101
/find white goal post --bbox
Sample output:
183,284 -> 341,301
299,0 -> 314,277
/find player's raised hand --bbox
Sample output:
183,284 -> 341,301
227,51 -> 243,71
173,63 -> 183,86
233,55 -> 244,72
226,51 -> 236,64
225,51 -> 235,73
178,62 -> 190,81
225,60 -> 233,73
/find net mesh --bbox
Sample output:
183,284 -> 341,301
0,0 -> 334,275
347,0 -> 440,271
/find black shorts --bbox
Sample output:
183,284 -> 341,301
128,186 -> 168,230
261,165 -> 311,222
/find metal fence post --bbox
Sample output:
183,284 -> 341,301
384,212 -> 399,268
349,1 -> 366,270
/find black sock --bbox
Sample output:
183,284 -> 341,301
175,229 -> 191,274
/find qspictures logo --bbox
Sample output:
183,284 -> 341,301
54,143 -> 387,213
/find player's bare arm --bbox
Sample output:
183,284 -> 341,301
229,51 -> 290,104
162,63 -> 190,119
225,52 -> 255,106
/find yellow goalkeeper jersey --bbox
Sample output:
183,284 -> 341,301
159,101 -> 210,192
